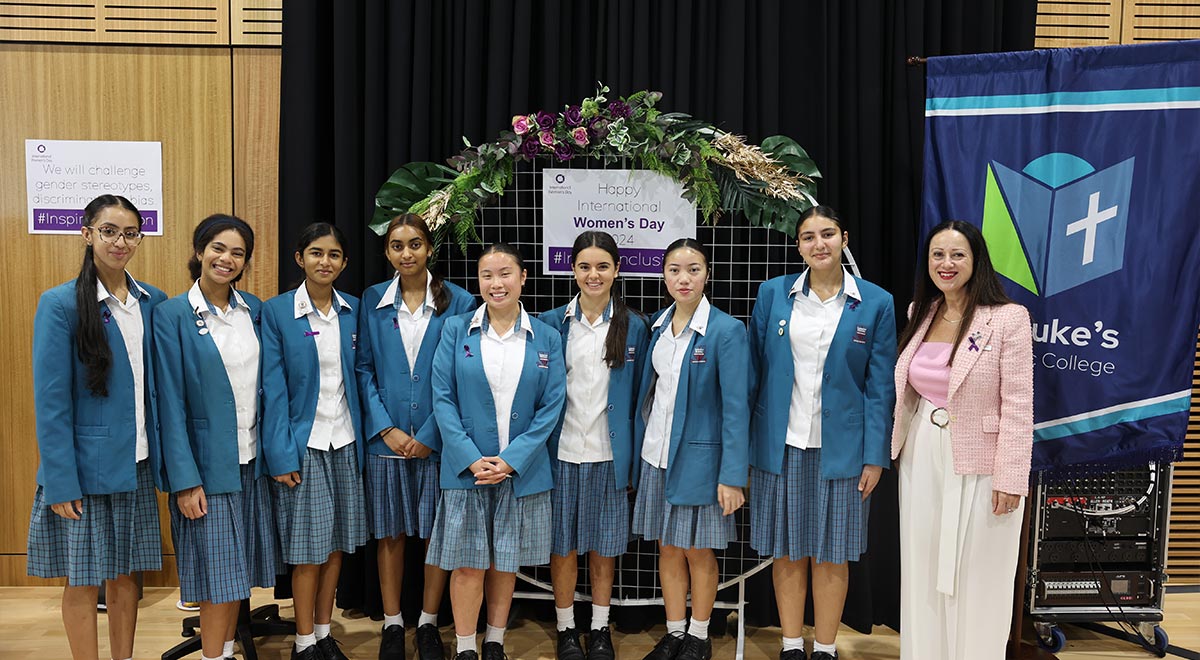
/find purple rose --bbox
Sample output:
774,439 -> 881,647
554,143 -> 575,161
571,126 -> 589,147
519,136 -> 540,158
589,117 -> 610,141
564,105 -> 583,126
535,110 -> 556,131
608,100 -> 632,119
512,115 -> 533,135
538,131 -> 556,148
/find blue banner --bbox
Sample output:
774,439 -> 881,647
922,41 -> 1200,473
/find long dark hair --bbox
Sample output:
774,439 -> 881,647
76,195 -> 143,397
187,214 -> 255,284
385,214 -> 451,315
571,231 -> 639,370
897,220 -> 1013,362
661,237 -> 710,307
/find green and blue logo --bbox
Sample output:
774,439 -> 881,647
982,153 -> 1134,297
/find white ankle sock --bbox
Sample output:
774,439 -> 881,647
688,617 -> 710,640
223,639 -> 236,657
456,633 -> 477,654
484,624 -> 505,644
201,655 -> 221,660
666,619 -> 687,635
313,623 -> 331,640
813,640 -> 837,655
384,612 -> 403,629
419,610 -> 438,627
782,635 -> 805,651
295,633 -> 316,651
555,605 -> 576,632
591,604 -> 611,630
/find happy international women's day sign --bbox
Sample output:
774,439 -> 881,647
922,40 -> 1200,473
25,139 -> 163,235
542,168 -> 696,277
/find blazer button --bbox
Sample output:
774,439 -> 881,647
609,431 -> 616,438
411,402 -> 419,410
607,404 -> 615,412
823,373 -> 830,382
511,412 -> 519,419
412,374 -> 420,382
822,409 -> 830,417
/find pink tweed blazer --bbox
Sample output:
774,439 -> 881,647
890,302 -> 1034,495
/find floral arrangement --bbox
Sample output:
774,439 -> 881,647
372,84 -> 821,250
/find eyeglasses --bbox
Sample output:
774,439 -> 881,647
89,225 -> 144,246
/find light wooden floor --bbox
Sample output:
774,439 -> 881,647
2,587 -> 1196,659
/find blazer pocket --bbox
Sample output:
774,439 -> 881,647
73,424 -> 109,438
982,415 -> 1000,433
686,438 -> 722,447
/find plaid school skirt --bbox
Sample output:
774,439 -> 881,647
273,444 -> 368,566
630,461 -> 737,550
171,460 -> 280,604
426,479 -> 552,573
27,459 -> 162,586
365,454 -> 440,540
749,446 -> 869,564
551,460 -> 631,558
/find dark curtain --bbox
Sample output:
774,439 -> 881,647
278,0 -> 1035,634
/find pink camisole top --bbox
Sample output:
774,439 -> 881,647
909,342 -> 952,407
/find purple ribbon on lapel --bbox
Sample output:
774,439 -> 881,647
102,310 -> 111,324
968,331 -> 982,351
304,330 -> 320,337
464,344 -> 474,358
848,299 -> 860,311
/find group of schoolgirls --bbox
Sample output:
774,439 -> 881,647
29,193 -> 1029,660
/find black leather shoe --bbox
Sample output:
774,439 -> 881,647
674,634 -> 711,660
453,652 -> 479,660
318,635 -> 351,660
380,624 -> 407,660
557,627 -> 585,660
481,641 -> 507,660
416,623 -> 446,660
810,652 -> 837,660
780,649 -> 807,660
641,632 -> 684,660
292,646 -> 322,660
588,627 -> 615,660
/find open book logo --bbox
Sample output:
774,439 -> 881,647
982,153 -> 1134,297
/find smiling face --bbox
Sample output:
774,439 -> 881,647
796,214 -> 847,272
478,251 -> 526,315
386,223 -> 431,279
295,234 -> 347,287
198,228 -> 248,288
83,205 -> 142,273
927,229 -> 974,296
573,246 -> 618,304
663,247 -> 708,306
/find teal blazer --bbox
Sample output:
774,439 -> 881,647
153,290 -> 264,495
260,289 -> 363,477
357,279 -> 475,457
540,302 -> 650,490
33,279 -> 166,505
633,303 -> 750,506
748,272 -> 897,479
431,310 -> 566,498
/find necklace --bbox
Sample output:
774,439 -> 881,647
942,314 -> 963,324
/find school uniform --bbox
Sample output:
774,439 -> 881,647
426,305 -> 566,573
747,271 -> 897,564
630,297 -> 749,550
261,283 -> 368,566
28,275 -> 165,586
541,297 -> 649,558
357,273 -> 475,541
154,283 -> 279,604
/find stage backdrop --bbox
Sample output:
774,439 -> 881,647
922,40 -> 1200,474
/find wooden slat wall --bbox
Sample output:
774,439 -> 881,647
232,0 -> 282,46
1122,0 -> 1200,41
0,0 -> 281,47
1035,0 -> 1124,47
1169,337 -> 1200,584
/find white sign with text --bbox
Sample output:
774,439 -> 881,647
26,139 -> 163,235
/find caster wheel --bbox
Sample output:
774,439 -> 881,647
1154,626 -> 1168,653
181,626 -> 196,638
1037,625 -> 1066,653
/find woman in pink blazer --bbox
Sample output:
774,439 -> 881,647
891,220 -> 1032,660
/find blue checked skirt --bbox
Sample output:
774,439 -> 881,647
365,455 -> 440,540
273,444 -> 368,566
551,460 -> 631,558
27,459 -> 162,586
170,460 -> 280,604
426,480 -> 552,573
630,461 -> 737,550
749,446 -> 869,564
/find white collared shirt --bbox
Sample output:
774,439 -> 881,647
641,296 -> 712,469
558,296 -> 614,464
785,269 -> 860,450
294,283 -> 355,452
97,274 -> 149,463
189,282 -> 259,464
376,271 -> 437,371
470,304 -> 532,452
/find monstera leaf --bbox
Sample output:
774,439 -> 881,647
370,162 -> 458,235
